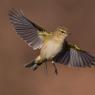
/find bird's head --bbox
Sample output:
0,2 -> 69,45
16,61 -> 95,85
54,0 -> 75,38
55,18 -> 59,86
54,26 -> 70,39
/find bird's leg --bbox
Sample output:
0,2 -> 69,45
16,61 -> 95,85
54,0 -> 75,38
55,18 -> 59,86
43,62 -> 48,74
52,61 -> 58,75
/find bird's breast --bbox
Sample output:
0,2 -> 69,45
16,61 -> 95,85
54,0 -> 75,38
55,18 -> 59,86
40,40 -> 63,59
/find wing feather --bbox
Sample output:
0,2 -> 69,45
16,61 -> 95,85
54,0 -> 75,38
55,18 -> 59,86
77,51 -> 84,67
9,9 -> 49,50
61,50 -> 70,65
53,41 -> 95,67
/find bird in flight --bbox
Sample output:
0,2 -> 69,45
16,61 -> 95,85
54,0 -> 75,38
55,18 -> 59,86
9,9 -> 95,74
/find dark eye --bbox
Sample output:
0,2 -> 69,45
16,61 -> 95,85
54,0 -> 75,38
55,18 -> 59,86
61,31 -> 65,33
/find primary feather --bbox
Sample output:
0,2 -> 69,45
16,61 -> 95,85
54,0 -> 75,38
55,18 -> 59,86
53,41 -> 95,67
8,9 -> 51,50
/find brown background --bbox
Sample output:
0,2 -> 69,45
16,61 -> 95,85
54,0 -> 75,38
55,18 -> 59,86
1,0 -> 95,95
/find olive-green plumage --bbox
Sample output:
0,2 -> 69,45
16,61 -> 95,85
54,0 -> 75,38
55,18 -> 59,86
9,9 -> 95,74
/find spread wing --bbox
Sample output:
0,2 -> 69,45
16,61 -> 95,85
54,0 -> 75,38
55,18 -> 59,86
8,9 -> 50,50
53,41 -> 95,67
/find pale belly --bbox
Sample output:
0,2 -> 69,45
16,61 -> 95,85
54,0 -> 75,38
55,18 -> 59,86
40,40 -> 63,59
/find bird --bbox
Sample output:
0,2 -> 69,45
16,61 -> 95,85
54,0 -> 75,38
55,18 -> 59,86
8,9 -> 95,74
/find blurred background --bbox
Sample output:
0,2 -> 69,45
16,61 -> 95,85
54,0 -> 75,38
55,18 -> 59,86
1,0 -> 95,95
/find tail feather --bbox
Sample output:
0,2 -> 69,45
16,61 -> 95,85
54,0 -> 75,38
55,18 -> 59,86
24,60 -> 42,71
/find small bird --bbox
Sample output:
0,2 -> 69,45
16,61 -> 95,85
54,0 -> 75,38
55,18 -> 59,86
9,9 -> 95,74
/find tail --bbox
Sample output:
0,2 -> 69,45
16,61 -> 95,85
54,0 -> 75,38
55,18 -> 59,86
24,60 -> 42,71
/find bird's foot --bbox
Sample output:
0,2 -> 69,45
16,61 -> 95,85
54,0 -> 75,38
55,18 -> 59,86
52,61 -> 58,75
